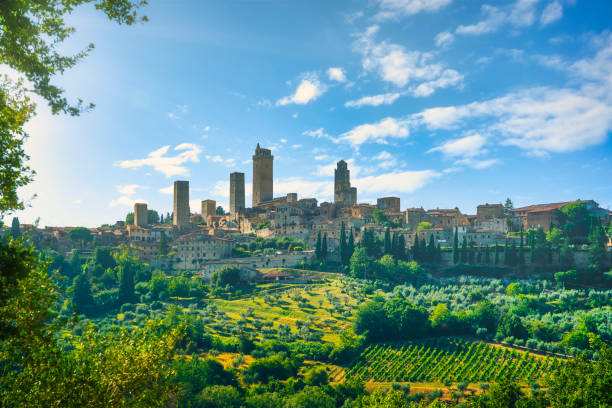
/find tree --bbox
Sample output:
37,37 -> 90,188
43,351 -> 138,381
72,273 -> 94,313
303,366 -> 328,386
461,236 -> 468,263
10,217 -> 20,238
339,222 -> 348,265
589,225 -> 608,272
383,227 -> 391,255
350,247 -> 371,279
321,233 -> 328,260
428,234 -> 436,263
547,344 -> 611,408
315,231 -> 322,261
146,209 -> 160,224
494,243 -> 499,265
519,230 -> 525,265
561,202 -> 592,240
159,231 -> 169,257
211,265 -> 241,288
354,301 -> 392,342
417,221 -> 433,231
452,227 -> 459,264
412,234 -> 420,262
504,198 -> 514,231
215,205 -> 225,215
69,250 -> 82,277
0,80 -> 35,216
372,208 -> 388,225
484,245 -> 490,264
559,238 -> 574,270
125,212 -> 134,225
347,228 -> 355,261
396,234 -> 406,261
117,263 -> 135,305
93,246 -> 116,270
68,227 -> 92,248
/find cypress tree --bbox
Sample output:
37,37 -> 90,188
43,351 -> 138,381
412,234 -> 420,262
504,239 -> 509,265
468,241 -> 475,264
69,250 -> 82,277
494,243 -> 499,265
347,228 -> 355,261
339,222 -> 347,265
529,230 -> 535,263
519,230 -> 525,265
452,227 -> 459,264
72,273 -> 94,314
484,245 -> 490,264
436,243 -> 442,263
391,232 -> 398,258
118,263 -> 135,305
477,249 -> 482,263
10,217 -> 21,238
460,236 -> 467,263
384,227 -> 391,255
421,237 -> 427,262
428,234 -> 436,263
315,231 -> 322,260
397,234 -> 406,260
159,231 -> 169,256
322,233 -> 328,260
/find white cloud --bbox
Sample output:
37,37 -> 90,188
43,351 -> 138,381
454,158 -> 502,169
327,67 -> 346,82
116,184 -> 147,195
374,0 -> 453,20
109,196 -> 148,208
541,1 -> 563,25
291,144 -> 302,149
314,154 -> 330,161
354,26 -> 463,96
204,154 -> 236,168
337,117 -> 410,147
303,128 -> 335,141
73,199 -> 82,204
428,134 -> 488,158
353,170 -> 441,194
116,143 -> 202,178
204,125 -> 211,131
456,0 -> 540,36
159,185 -> 173,195
277,75 -> 325,106
374,151 -> 392,160
435,31 -> 455,47
345,92 -> 401,108
292,113 -> 298,118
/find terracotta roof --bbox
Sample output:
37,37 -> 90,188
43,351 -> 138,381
512,201 -> 573,213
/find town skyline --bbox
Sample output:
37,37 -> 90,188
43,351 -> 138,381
4,0 -> 612,227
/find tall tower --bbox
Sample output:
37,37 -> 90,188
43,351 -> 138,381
252,143 -> 274,207
173,180 -> 190,229
201,200 -> 216,220
229,172 -> 245,215
134,203 -> 148,227
334,160 -> 357,205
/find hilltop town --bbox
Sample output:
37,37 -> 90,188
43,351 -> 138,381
5,144 -> 611,280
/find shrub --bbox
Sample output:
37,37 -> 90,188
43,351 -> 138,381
120,303 -> 135,313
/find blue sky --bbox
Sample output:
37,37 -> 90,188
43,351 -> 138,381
7,0 -> 612,227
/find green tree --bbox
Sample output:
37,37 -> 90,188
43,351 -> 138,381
452,227 -> 459,264
417,221 -> 433,231
547,344 -> 611,408
412,234 -> 420,262
396,234 -> 406,260
589,225 -> 608,272
125,212 -> 134,225
315,231 -> 322,261
339,222 -> 348,265
147,209 -> 160,224
159,231 -> 169,257
484,245 -> 490,264
519,230 -> 525,265
215,206 -> 225,215
372,208 -> 388,225
354,301 -> 392,342
72,273 -> 94,314
211,265 -> 241,288
10,217 -> 20,237
303,366 -> 328,386
68,227 -> 92,248
383,226 -> 391,255
321,233 -> 328,260
559,238 -> 574,270
494,243 -> 499,265
347,227 -> 355,261
0,80 -> 35,216
350,247 -> 372,279
284,386 -> 335,408
69,250 -> 82,277
561,202 -> 592,240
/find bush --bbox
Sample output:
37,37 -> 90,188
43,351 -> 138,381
120,303 -> 135,313
151,300 -> 164,310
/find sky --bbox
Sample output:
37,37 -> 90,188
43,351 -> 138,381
5,0 -> 612,227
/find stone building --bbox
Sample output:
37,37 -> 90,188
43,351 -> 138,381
377,197 -> 400,212
134,202 -> 148,227
229,172 -> 245,216
201,200 -> 216,220
476,203 -> 504,220
173,233 -> 235,270
334,160 -> 357,206
173,180 -> 190,230
252,143 -> 274,207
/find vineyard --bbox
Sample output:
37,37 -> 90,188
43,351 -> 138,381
345,338 -> 563,384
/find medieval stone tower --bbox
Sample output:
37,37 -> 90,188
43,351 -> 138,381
230,172 -> 245,216
334,160 -> 357,206
173,180 -> 190,229
252,143 -> 274,207
134,202 -> 148,227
